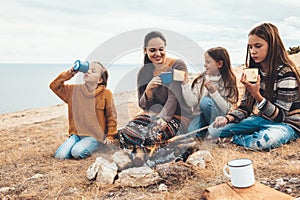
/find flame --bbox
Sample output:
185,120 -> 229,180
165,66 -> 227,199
149,144 -> 157,157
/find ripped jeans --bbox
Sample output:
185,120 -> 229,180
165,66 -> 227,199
211,115 -> 299,151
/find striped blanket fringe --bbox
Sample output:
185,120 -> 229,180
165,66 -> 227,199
118,114 -> 181,150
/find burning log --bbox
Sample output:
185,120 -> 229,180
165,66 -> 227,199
143,126 -> 212,167
119,125 -> 210,168
145,141 -> 199,167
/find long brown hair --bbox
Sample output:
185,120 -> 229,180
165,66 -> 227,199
192,47 -> 239,104
246,23 -> 300,101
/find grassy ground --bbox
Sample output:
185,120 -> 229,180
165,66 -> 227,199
1,54 -> 299,199
0,101 -> 299,200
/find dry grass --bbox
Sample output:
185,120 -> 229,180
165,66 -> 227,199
1,54 -> 300,199
1,100 -> 299,200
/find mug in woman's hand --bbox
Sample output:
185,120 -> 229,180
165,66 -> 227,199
159,72 -> 173,84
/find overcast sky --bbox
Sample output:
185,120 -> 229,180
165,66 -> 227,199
1,0 -> 299,64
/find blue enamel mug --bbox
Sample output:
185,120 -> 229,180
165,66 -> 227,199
159,71 -> 173,84
73,60 -> 89,73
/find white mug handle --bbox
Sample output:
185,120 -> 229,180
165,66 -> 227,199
223,165 -> 231,178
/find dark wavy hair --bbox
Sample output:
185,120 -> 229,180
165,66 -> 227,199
143,31 -> 167,64
137,31 -> 167,94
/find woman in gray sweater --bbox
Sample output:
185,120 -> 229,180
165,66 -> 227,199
118,31 -> 192,164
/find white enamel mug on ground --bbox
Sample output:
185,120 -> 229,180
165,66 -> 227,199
223,158 -> 255,188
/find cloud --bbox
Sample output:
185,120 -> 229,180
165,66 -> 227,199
284,16 -> 300,28
0,0 -> 299,63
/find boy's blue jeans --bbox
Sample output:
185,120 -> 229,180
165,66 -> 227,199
209,115 -> 299,150
188,96 -> 225,136
54,134 -> 100,159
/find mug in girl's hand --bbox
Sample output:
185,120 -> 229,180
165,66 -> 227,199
223,158 -> 255,188
243,68 -> 258,83
73,60 -> 89,73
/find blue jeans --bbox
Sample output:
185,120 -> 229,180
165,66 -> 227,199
188,96 -> 225,136
210,116 -> 299,150
54,134 -> 100,159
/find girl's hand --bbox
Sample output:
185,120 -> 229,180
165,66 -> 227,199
213,116 -> 229,128
68,67 -> 78,75
204,80 -> 217,94
103,137 -> 114,144
241,74 -> 263,102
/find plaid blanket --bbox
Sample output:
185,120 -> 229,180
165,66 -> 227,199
118,114 -> 181,149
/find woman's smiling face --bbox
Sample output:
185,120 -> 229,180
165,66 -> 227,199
144,37 -> 166,65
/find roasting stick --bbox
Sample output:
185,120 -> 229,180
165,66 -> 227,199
167,125 -> 209,143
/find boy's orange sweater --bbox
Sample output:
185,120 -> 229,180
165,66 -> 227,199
49,71 -> 118,141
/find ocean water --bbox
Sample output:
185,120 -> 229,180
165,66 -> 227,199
0,63 -> 142,114
0,63 -> 240,114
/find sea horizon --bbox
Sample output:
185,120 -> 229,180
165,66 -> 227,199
0,62 -> 241,114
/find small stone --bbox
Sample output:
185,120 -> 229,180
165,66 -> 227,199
289,177 -> 299,183
286,188 -> 292,194
111,150 -> 133,171
107,192 -> 114,197
158,184 -> 168,191
116,166 -> 161,187
66,187 -> 78,194
28,173 -> 46,180
0,187 -> 15,193
274,185 -> 280,190
275,178 -> 283,182
261,181 -> 268,185
283,177 -> 289,182
278,181 -> 286,186
186,150 -> 213,168
86,157 -> 118,185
